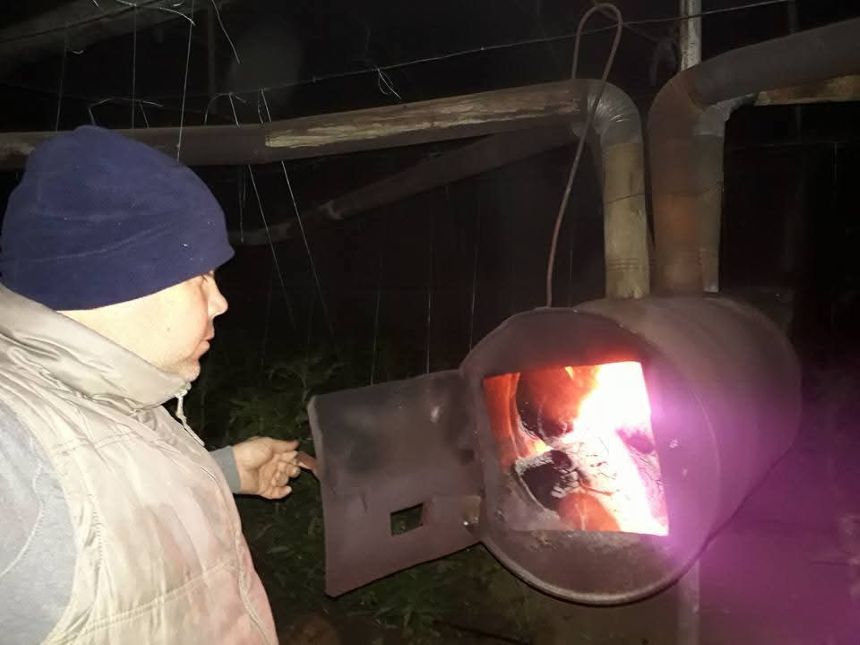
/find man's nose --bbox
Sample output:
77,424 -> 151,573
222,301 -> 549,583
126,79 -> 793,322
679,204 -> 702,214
208,281 -> 229,317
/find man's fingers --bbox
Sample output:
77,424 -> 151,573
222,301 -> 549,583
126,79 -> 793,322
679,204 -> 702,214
266,438 -> 299,453
263,485 -> 292,500
270,462 -> 301,486
296,451 -> 318,474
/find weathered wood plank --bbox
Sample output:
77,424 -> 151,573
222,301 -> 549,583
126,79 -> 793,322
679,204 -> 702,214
0,80 -> 587,170
755,74 -> 860,106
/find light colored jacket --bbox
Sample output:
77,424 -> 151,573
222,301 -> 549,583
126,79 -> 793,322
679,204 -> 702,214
0,285 -> 277,644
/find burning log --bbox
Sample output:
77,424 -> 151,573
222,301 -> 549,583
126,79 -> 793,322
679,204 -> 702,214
515,449 -> 580,512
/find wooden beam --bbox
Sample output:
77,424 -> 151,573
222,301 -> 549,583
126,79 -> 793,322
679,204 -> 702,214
0,80 -> 586,170
755,74 -> 860,106
231,125 -> 578,246
0,1 -> 228,75
319,125 -> 577,221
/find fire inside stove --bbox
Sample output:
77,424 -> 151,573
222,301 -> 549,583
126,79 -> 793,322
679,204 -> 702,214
483,361 -> 669,536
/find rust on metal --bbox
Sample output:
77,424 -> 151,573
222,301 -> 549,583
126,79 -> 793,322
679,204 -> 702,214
307,370 -> 482,597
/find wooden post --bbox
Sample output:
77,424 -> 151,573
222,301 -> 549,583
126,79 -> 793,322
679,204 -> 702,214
679,0 -> 702,70
318,125 -> 576,221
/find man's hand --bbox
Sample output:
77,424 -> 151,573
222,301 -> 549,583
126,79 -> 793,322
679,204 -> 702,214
232,436 -> 305,499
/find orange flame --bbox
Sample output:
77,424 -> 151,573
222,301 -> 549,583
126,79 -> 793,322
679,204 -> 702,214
483,361 -> 669,536
559,362 -> 667,535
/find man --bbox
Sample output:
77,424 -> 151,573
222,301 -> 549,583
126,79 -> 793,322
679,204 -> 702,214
0,126 -> 303,643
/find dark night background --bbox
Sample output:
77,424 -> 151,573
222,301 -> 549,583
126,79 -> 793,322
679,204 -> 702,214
1,1 -> 860,643
2,0 -> 859,370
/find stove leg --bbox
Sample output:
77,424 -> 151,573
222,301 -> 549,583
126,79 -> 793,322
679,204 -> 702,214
677,561 -> 701,645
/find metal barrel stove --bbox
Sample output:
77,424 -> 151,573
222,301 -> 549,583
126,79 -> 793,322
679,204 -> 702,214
308,296 -> 801,604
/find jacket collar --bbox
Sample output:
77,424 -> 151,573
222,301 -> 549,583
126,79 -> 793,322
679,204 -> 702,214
0,285 -> 188,412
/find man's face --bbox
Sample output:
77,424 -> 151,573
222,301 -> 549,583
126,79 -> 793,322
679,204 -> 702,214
61,271 -> 229,383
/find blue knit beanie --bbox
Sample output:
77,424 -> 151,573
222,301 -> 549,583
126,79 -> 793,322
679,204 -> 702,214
0,126 -> 234,310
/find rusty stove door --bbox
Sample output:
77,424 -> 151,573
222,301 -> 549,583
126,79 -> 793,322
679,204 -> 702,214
308,370 -> 482,596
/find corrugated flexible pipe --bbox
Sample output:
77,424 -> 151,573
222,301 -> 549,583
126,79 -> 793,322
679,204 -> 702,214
575,80 -> 650,299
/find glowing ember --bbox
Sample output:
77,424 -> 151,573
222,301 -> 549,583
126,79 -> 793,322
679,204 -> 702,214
483,361 -> 669,536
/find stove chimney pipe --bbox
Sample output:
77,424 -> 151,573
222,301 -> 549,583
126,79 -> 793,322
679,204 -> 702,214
648,17 -> 860,294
